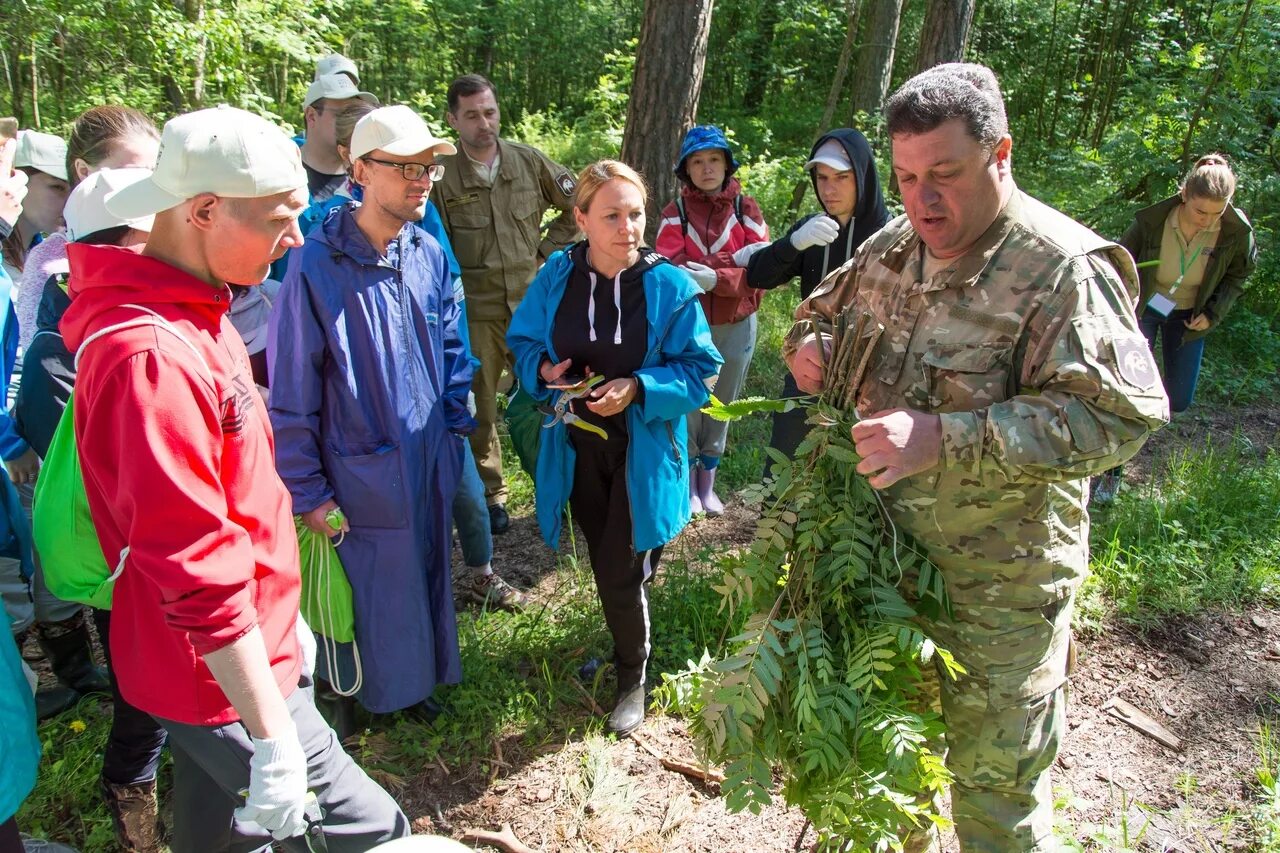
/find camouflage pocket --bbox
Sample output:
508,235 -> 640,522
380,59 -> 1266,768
923,342 -> 1015,412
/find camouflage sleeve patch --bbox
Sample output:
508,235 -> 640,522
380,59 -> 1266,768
1110,335 -> 1159,391
555,172 -> 576,198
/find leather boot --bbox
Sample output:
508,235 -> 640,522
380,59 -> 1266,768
688,466 -> 704,516
697,466 -> 725,516
37,611 -> 111,695
608,665 -> 646,735
100,776 -> 166,852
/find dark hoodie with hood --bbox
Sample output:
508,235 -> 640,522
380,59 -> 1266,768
746,128 -> 889,299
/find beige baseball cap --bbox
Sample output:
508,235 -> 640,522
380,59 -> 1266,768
350,106 -> 456,160
315,53 -> 359,83
14,130 -> 69,181
303,74 -> 379,111
65,167 -> 156,240
804,139 -> 853,173
106,105 -> 307,220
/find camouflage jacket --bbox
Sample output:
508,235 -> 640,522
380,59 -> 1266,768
785,189 -> 1170,607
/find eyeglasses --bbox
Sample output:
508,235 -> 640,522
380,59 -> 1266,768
361,158 -> 445,182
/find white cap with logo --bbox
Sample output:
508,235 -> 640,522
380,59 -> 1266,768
14,130 -> 69,182
64,167 -> 156,241
315,54 -> 359,83
303,74 -> 379,111
107,105 -> 307,220
804,139 -> 853,173
350,106 -> 457,161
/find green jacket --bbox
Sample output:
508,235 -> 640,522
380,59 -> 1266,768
1120,194 -> 1257,342
431,139 -> 579,321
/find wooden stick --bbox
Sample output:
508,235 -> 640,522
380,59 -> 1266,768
568,676 -> 606,716
459,823 -> 538,853
631,732 -> 726,784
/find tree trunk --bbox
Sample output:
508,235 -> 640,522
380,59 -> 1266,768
742,0 -> 780,108
850,0 -> 904,119
915,0 -> 975,72
620,0 -> 715,243
29,38 -> 40,129
184,0 -> 207,106
1180,0 -> 1257,167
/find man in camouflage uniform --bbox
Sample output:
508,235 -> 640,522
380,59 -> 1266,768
785,64 -> 1169,851
432,74 -> 579,534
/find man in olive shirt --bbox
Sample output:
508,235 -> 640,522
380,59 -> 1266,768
432,74 -> 578,532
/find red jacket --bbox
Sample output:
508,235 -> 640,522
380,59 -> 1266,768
655,178 -> 770,326
61,243 -> 301,726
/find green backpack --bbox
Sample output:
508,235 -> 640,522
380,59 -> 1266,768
33,305 -> 212,610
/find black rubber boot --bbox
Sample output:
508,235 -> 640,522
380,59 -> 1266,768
607,665 -> 646,736
37,611 -> 111,695
314,680 -> 358,741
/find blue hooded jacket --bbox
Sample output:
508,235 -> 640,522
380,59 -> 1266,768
507,249 -> 722,552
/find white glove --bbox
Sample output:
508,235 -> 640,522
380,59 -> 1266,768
732,242 -> 768,268
789,215 -> 840,251
684,262 -> 718,293
294,614 -> 316,680
236,727 -> 310,840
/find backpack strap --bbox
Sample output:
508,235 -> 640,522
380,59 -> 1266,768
73,303 -> 214,386
675,196 -> 689,238
734,194 -> 745,230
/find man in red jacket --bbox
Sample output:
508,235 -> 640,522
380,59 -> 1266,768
60,105 -> 408,851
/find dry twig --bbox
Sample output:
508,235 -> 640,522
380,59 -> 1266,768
459,822 -> 538,853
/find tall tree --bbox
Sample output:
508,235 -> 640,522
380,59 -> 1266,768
850,0 -> 904,119
620,0 -> 715,242
916,0 -> 974,71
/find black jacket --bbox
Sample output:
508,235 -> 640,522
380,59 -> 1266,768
1120,194 -> 1257,341
14,274 -> 74,458
746,128 -> 889,299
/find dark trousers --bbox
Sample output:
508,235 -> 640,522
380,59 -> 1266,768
766,372 -> 816,473
1139,307 -> 1207,413
0,817 -> 20,853
155,674 -> 408,853
91,609 -> 167,785
568,438 -> 663,680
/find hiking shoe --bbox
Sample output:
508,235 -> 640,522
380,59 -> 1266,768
488,503 -> 511,535
1091,471 -> 1121,506
459,570 -> 528,612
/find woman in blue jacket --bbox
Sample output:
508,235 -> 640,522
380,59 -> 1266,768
507,160 -> 721,735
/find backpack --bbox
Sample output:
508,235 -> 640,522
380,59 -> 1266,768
34,305 -> 212,610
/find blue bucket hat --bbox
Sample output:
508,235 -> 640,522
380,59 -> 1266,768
674,125 -> 739,185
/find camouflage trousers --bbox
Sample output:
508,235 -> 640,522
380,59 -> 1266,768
907,596 -> 1075,852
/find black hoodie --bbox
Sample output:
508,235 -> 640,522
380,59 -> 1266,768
746,128 -> 889,299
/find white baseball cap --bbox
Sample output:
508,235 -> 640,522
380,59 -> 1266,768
303,74 -> 379,110
315,53 -> 359,83
350,106 -> 457,161
64,167 -> 156,240
805,139 -> 853,173
106,105 -> 307,220
14,130 -> 69,181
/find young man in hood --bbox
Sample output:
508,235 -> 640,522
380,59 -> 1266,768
61,105 -> 408,850
269,105 -> 477,729
744,128 -> 890,462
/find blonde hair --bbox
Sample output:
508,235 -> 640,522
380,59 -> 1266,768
573,159 -> 648,213
1181,153 -> 1236,202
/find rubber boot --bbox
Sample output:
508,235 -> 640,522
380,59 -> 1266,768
100,776 -> 166,852
314,680 -> 358,741
37,611 -> 111,695
608,665 -> 646,736
688,466 -> 704,516
698,466 -> 725,517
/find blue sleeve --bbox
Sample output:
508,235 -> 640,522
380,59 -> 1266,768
266,256 -> 334,515
437,249 -> 476,435
421,202 -> 461,279
506,263 -> 558,404
633,297 -> 722,425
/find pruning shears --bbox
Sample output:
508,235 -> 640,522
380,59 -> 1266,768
541,374 -> 609,440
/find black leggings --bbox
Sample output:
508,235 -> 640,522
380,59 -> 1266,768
90,609 -> 168,785
568,438 -> 663,677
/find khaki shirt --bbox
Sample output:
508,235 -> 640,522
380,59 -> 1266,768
786,189 -> 1169,607
1155,205 -> 1220,310
432,139 -> 579,321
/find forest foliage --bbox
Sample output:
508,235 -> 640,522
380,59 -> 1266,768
2,0 -> 1277,298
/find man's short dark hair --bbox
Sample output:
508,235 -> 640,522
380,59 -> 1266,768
884,63 -> 1009,149
447,74 -> 498,114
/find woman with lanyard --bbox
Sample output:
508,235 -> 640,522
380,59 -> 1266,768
1092,153 -> 1258,505
507,160 -> 721,735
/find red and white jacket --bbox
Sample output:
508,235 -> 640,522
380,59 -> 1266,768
655,178 -> 769,326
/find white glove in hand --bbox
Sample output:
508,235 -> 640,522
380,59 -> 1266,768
294,614 -> 316,680
732,242 -> 768,268
684,262 -> 718,293
789,215 -> 840,251
236,727 -> 310,840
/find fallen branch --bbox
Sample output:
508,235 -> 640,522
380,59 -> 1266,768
568,676 -> 606,716
459,822 -> 537,853
631,732 -> 726,785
